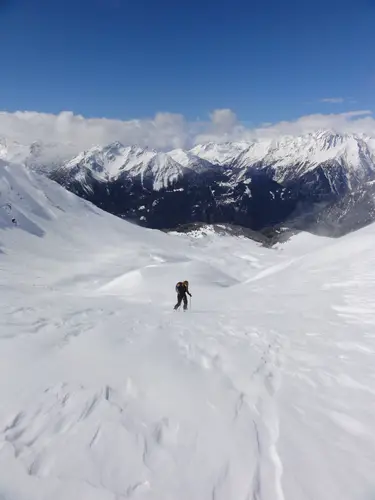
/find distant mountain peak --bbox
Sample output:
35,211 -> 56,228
190,141 -> 250,165
3,129 -> 375,237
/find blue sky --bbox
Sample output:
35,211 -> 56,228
0,0 -> 374,125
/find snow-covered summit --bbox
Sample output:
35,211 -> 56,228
191,131 -> 375,177
62,143 -> 157,180
138,151 -> 189,190
260,130 -> 374,170
189,141 -> 250,166
61,143 -> 195,190
189,131 -> 375,188
167,148 -> 215,171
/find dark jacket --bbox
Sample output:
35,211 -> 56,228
176,282 -> 192,297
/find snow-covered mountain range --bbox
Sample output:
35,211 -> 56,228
50,142 -> 295,231
2,130 -> 375,235
193,130 -> 375,180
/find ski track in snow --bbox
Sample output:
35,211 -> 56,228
1,163 -> 375,499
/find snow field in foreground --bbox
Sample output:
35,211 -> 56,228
0,162 -> 375,499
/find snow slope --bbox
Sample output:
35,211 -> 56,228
0,137 -> 78,174
1,161 -> 375,499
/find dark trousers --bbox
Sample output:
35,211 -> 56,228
174,293 -> 188,310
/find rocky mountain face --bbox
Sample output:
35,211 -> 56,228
4,130 -> 375,237
192,131 -> 375,235
50,145 -> 297,231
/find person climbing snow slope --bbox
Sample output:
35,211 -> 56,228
174,280 -> 192,311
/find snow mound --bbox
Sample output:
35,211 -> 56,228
99,259 -> 240,308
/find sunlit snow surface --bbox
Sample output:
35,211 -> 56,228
1,161 -> 375,500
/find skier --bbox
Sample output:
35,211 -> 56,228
174,280 -> 192,311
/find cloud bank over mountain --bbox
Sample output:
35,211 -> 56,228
1,108 -> 374,153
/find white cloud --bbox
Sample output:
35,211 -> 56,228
0,110 -> 190,151
320,97 -> 345,104
210,109 -> 238,131
1,108 -> 375,156
247,110 -> 375,140
194,110 -> 375,144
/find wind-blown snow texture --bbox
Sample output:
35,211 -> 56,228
1,160 -> 375,499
